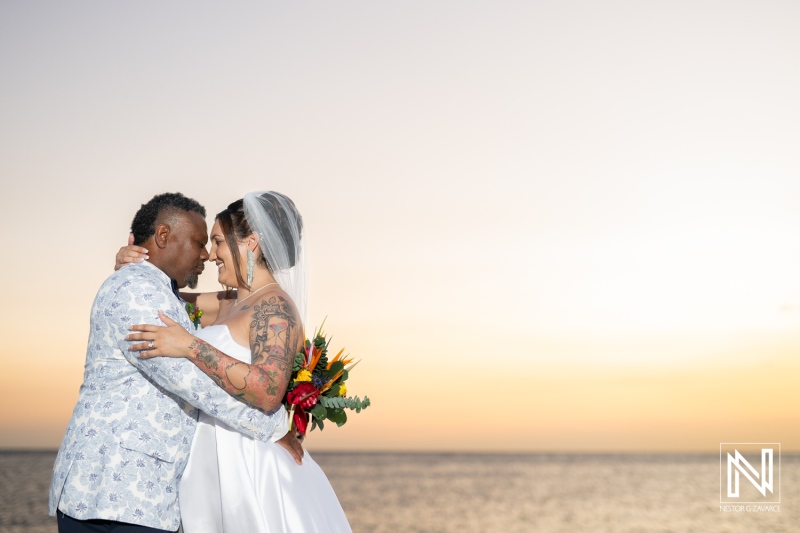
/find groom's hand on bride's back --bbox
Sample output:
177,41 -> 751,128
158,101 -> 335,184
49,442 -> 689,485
276,432 -> 304,465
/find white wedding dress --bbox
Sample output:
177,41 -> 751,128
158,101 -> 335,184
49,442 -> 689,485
179,325 -> 352,533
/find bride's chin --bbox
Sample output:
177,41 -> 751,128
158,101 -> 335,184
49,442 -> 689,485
217,273 -> 236,287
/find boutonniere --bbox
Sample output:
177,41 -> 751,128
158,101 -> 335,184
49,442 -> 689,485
185,302 -> 203,330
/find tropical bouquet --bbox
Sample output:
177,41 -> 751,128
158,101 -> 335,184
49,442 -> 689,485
283,323 -> 370,436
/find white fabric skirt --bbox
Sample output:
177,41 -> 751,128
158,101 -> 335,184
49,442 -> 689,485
179,412 -> 352,533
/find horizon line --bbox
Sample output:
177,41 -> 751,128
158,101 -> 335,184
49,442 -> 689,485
4,447 -> 799,455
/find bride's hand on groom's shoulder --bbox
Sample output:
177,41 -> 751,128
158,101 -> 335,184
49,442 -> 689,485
127,312 -> 194,359
115,234 -> 149,271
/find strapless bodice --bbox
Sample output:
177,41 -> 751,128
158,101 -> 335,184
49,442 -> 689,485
179,325 -> 351,532
195,325 -> 251,363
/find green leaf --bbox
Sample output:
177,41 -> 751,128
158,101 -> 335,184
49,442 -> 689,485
314,335 -> 326,352
324,383 -> 343,398
328,361 -> 344,374
321,385 -> 338,398
310,403 -> 327,420
292,352 -> 305,372
319,395 -> 370,412
335,410 -> 348,427
320,396 -> 342,409
327,408 -> 347,427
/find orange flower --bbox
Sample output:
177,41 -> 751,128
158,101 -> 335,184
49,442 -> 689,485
307,345 -> 323,372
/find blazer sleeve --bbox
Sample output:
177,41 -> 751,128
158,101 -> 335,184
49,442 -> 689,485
112,275 -> 284,442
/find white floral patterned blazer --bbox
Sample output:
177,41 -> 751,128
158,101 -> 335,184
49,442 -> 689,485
49,261 -> 283,531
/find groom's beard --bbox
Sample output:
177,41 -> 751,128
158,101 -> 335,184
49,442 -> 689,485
184,272 -> 199,289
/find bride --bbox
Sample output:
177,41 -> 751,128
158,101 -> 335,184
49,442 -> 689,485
122,191 -> 351,532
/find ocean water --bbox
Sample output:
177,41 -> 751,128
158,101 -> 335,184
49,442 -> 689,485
2,450 -> 796,532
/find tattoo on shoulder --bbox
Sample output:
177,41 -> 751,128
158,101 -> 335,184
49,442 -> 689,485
250,296 -> 297,371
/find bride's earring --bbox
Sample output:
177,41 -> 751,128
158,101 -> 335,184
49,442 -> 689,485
247,249 -> 255,287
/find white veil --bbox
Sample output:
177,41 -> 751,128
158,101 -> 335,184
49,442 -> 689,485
243,191 -> 308,326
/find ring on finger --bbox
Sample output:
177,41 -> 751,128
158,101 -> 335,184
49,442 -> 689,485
148,340 -> 155,350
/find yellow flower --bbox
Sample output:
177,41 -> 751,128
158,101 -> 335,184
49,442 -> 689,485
337,383 -> 347,397
294,369 -> 313,382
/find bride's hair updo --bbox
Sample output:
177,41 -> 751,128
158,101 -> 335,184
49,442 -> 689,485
216,193 -> 303,290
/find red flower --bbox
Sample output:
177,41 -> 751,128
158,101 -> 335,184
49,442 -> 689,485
293,407 -> 309,435
286,383 -> 320,410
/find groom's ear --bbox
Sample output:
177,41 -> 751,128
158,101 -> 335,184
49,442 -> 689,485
153,223 -> 171,249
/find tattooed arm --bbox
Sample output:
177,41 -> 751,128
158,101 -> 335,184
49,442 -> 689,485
130,294 -> 301,413
116,274 -> 286,442
191,295 -> 299,412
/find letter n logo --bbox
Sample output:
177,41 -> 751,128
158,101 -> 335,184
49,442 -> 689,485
727,449 -> 772,497
720,443 -> 780,504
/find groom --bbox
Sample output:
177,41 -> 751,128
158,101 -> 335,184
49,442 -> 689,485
49,193 -> 300,533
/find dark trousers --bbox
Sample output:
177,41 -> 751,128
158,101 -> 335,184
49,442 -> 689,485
57,510 -> 177,533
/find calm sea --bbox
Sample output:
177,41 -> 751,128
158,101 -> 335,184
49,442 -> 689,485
1,450 -> 796,532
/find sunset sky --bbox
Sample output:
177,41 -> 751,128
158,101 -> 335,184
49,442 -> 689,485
1,1 -> 799,452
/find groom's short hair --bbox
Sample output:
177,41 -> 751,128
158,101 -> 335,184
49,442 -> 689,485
131,193 -> 206,246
